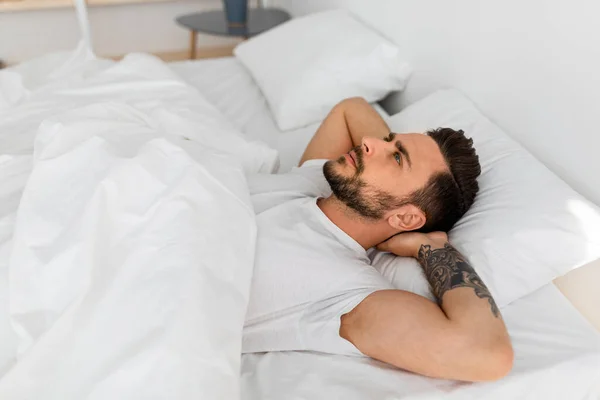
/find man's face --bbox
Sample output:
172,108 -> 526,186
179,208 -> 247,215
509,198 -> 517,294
323,133 -> 448,220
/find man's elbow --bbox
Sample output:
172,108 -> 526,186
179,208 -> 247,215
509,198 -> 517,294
336,96 -> 369,109
474,341 -> 514,382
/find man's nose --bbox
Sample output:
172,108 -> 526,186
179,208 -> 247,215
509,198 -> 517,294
360,136 -> 383,156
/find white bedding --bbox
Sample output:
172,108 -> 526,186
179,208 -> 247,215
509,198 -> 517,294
0,48 -> 599,399
0,46 -> 277,399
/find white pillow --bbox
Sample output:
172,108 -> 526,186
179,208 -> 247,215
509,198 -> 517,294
376,89 -> 600,307
234,10 -> 411,131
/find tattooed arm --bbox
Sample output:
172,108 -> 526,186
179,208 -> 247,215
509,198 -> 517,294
340,232 -> 513,382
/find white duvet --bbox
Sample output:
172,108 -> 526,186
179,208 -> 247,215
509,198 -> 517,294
0,45 -> 277,399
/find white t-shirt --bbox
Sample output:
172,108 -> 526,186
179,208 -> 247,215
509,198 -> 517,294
243,160 -> 394,356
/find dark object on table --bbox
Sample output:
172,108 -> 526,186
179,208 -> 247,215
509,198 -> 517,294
0,59 -> 6,69
223,0 -> 248,27
176,8 -> 291,59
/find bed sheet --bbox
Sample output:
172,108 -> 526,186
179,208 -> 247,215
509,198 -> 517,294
241,282 -> 600,399
169,58 -> 390,173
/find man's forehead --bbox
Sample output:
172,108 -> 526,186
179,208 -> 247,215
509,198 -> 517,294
393,133 -> 435,151
395,133 -> 447,172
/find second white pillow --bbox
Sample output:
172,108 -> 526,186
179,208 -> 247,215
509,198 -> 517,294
234,10 -> 411,131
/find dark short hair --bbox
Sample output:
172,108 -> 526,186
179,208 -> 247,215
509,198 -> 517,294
410,128 -> 481,232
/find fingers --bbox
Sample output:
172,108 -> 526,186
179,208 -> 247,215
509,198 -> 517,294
376,240 -> 390,252
377,232 -> 405,250
428,231 -> 448,242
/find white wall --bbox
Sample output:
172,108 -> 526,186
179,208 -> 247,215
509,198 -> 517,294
273,0 -> 600,206
0,0 -> 244,63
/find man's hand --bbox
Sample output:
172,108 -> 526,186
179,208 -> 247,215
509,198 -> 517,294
376,231 -> 448,258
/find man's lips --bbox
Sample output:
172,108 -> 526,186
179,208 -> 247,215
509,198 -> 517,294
345,152 -> 356,167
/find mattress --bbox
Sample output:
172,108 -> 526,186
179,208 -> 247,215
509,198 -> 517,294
169,57 -> 390,173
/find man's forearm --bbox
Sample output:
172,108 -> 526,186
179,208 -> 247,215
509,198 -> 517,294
299,97 -> 390,165
416,241 -> 512,379
417,242 -> 500,318
340,97 -> 390,147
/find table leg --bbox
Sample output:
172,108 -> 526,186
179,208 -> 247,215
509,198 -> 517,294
190,31 -> 197,60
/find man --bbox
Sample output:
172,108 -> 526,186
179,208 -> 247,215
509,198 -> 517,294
243,97 -> 513,382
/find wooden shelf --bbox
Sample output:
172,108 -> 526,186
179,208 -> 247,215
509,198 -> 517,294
0,0 -> 190,13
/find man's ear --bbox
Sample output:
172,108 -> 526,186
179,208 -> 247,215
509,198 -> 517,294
387,204 -> 426,232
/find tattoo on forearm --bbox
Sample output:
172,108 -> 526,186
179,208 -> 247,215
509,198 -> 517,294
418,243 -> 500,318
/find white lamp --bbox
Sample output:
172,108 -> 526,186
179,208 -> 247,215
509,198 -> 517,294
73,0 -> 94,55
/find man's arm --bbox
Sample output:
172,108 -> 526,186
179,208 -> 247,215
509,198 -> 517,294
298,97 -> 390,166
340,232 -> 513,382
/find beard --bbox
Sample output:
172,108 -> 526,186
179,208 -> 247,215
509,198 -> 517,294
323,146 -> 402,220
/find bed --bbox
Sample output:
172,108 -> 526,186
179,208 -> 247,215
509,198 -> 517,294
1,4 -> 600,398
171,57 -> 600,399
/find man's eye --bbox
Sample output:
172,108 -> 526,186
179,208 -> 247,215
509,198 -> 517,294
394,152 -> 402,165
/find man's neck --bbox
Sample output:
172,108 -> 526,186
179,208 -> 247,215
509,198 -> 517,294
317,196 -> 396,250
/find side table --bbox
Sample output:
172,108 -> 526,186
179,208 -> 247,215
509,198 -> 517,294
176,8 -> 291,59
